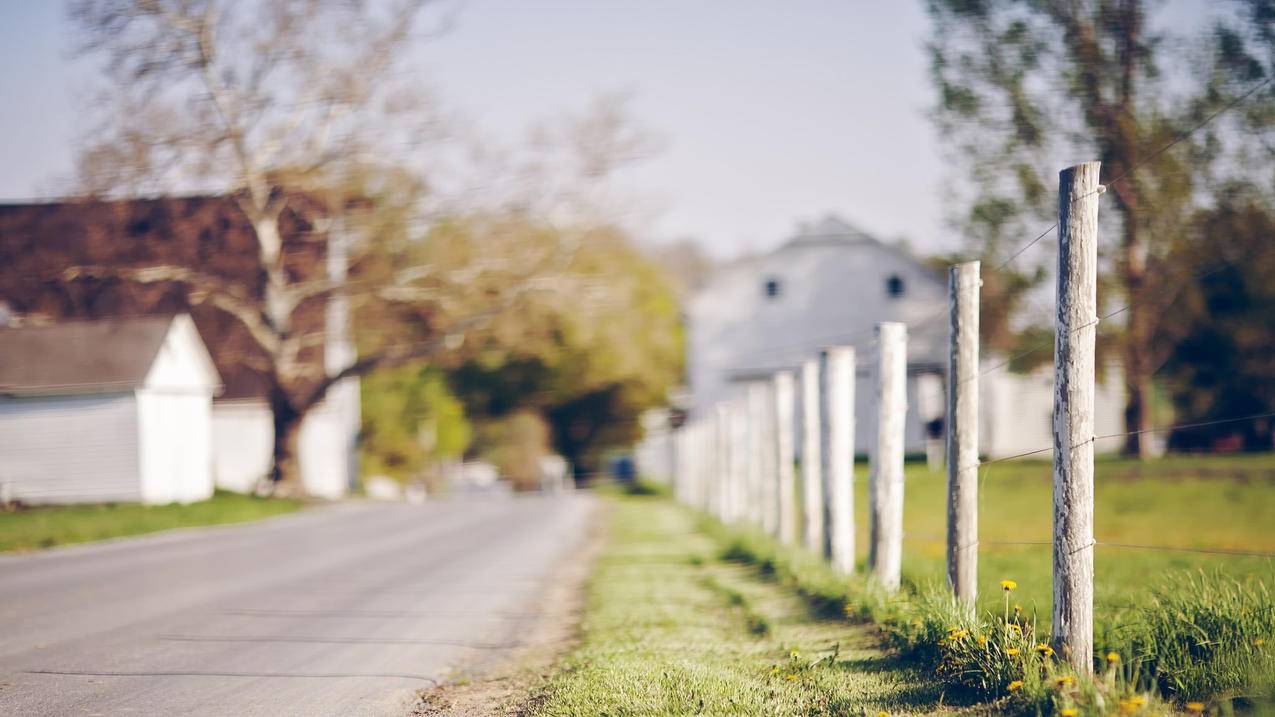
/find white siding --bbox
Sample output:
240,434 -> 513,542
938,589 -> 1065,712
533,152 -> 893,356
212,392 -> 357,499
136,390 -> 214,504
984,363 -> 1126,458
0,393 -> 143,504
212,401 -> 273,493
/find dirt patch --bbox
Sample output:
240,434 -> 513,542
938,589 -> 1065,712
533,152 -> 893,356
410,498 -> 610,716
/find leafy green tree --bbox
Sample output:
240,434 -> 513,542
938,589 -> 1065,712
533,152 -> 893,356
927,0 -> 1275,456
359,365 -> 471,486
1157,187 -> 1275,450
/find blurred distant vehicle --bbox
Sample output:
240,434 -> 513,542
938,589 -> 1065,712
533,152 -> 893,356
539,454 -> 573,493
363,476 -> 402,501
448,461 -> 511,496
0,315 -> 218,505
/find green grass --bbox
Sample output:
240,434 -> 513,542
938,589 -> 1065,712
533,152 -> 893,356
524,494 -> 979,716
712,454 -> 1275,714
849,455 -> 1275,623
0,490 -> 305,552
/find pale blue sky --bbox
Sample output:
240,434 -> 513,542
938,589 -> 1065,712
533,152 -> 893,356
0,2 -> 1001,257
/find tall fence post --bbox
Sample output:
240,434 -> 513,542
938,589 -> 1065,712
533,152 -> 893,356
759,381 -> 778,535
800,358 -> 824,553
947,261 -> 981,607
730,396 -> 750,523
870,322 -> 907,590
773,370 -> 796,543
714,402 -> 731,521
1052,161 -> 1101,674
746,381 -> 767,527
821,345 -> 856,574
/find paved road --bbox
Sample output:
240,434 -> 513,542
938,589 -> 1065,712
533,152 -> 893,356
0,493 -> 596,716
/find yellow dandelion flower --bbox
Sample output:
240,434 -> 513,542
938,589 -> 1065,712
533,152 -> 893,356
877,712 -> 889,717
1007,680 -> 1024,692
1008,624 -> 1023,635
770,666 -> 780,675
1006,647 -> 1020,656
789,650 -> 800,659
976,635 -> 988,647
1118,698 -> 1136,715
1035,643 -> 1055,657
1014,604 -> 1023,613
785,674 -> 799,682
1060,709 -> 1078,716
1054,676 -> 1075,688
1256,638 -> 1266,647
949,629 -> 969,641
1185,702 -> 1205,714
1000,579 -> 1018,591
1107,651 -> 1120,664
1129,696 -> 1146,707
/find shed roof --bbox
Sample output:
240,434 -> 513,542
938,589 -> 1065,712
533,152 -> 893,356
0,315 -> 177,396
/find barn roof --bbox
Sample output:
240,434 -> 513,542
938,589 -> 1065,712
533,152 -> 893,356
0,315 -> 176,396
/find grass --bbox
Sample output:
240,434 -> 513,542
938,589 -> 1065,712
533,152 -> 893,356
524,493 -> 979,716
873,455 -> 1275,623
0,490 -> 304,552
709,454 -> 1275,714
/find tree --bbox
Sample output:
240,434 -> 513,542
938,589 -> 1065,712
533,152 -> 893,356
59,1 -> 648,491
1157,187 -> 1275,451
925,0 -> 1273,456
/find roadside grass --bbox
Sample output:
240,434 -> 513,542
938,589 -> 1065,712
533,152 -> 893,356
714,454 -> 1275,714
524,493 -> 981,716
0,490 -> 304,552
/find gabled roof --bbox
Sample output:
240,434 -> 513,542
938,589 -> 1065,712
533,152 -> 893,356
0,315 -> 178,397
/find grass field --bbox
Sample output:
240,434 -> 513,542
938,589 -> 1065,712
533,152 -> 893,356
848,454 -> 1275,623
525,492 -> 975,716
0,491 -> 305,552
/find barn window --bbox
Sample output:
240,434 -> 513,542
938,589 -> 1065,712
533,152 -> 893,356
764,278 -> 781,299
886,274 -> 905,298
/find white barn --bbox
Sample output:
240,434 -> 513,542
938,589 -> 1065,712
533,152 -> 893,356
686,216 -> 1125,459
0,314 -> 221,504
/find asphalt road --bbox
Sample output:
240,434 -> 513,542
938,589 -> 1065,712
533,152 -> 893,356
0,493 -> 596,716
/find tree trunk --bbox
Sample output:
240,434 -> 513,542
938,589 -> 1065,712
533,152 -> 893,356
269,386 -> 304,495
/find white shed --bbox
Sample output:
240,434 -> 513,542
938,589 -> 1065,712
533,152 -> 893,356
0,314 -> 221,505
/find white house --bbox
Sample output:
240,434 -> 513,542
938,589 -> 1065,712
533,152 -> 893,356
685,215 -> 1125,459
0,314 -> 221,504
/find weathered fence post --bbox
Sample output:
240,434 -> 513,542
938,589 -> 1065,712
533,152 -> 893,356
773,370 -> 797,543
947,261 -> 981,607
730,397 -> 750,523
870,322 -> 907,590
800,358 -> 824,552
746,381 -> 767,526
759,381 -> 778,535
821,345 -> 856,574
715,402 -> 731,520
1052,161 -> 1101,673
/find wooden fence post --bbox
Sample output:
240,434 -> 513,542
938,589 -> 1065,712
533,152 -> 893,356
715,402 -> 731,520
746,381 -> 767,527
800,358 -> 824,553
870,322 -> 907,590
821,346 -> 856,574
1052,161 -> 1101,673
773,370 -> 797,543
759,380 -> 778,535
730,396 -> 750,523
947,261 -> 981,607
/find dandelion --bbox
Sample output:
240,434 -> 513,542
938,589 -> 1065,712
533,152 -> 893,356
1035,643 -> 1055,657
1129,696 -> 1145,707
1008,624 -> 1023,635
1000,580 -> 1018,591
976,634 -> 988,647
1256,638 -> 1266,647
770,666 -> 780,675
1007,680 -> 1024,692
948,629 -> 969,641
1107,651 -> 1120,664
1054,676 -> 1075,688
876,712 -> 889,717
1014,604 -> 1023,614
789,650 -> 800,659
1006,647 -> 1020,656
1060,709 -> 1078,716
1185,702 -> 1205,713
1118,698 -> 1136,715
785,674 -> 799,682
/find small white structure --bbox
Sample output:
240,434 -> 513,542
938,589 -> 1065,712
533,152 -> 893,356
685,215 -> 1124,459
0,315 -> 221,504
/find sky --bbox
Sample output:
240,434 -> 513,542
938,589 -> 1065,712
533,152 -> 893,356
0,2 -> 950,258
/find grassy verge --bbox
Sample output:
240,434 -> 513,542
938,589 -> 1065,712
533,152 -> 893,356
0,490 -> 304,552
523,492 -> 976,716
